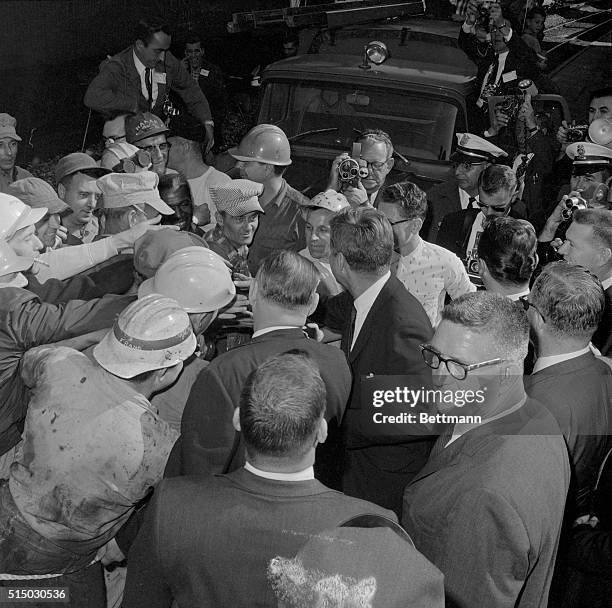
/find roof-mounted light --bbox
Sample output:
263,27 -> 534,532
359,41 -> 389,70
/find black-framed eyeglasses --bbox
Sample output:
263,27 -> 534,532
363,159 -> 390,171
420,344 -> 504,381
103,134 -> 126,144
388,218 -> 413,226
139,142 -> 172,153
477,201 -> 509,213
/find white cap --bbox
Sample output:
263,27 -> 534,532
451,133 -> 507,163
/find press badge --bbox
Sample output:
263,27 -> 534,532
200,69 -> 210,77
154,72 -> 167,84
502,70 -> 517,83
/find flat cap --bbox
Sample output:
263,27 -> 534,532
96,171 -> 174,215
210,179 -> 264,217
0,113 -> 21,142
55,152 -> 109,183
7,178 -> 68,214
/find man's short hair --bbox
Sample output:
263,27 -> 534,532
531,262 -> 605,339
330,207 -> 393,274
381,181 -> 427,221
589,87 -> 612,104
184,31 -> 202,46
356,129 -> 394,158
526,6 -> 546,20
135,19 -> 171,46
572,209 -> 612,252
478,164 -> 517,196
478,217 -> 537,287
239,351 -> 326,459
256,250 -> 319,311
441,292 -> 529,362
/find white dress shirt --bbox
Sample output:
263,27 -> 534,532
601,276 -> 612,291
395,237 -> 475,328
458,188 -> 478,210
133,51 -> 159,107
352,271 -> 391,349
532,346 -> 591,375
252,326 -> 299,339
244,462 -> 314,481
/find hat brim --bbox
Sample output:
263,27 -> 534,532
1,133 -> 22,142
224,202 -> 265,216
145,197 -> 176,216
228,147 -> 292,166
130,127 -> 170,144
449,150 -> 490,164
41,199 -> 70,215
56,165 -> 110,183
12,207 -> 48,234
137,278 -> 155,300
93,326 -> 196,379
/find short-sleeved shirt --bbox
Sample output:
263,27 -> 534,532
9,346 -> 178,548
206,225 -> 251,276
395,237 -> 476,328
0,166 -> 33,194
247,179 -> 307,274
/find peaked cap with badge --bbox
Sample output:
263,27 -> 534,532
450,133 -> 507,164
566,141 -> 612,169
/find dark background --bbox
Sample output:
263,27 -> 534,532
0,0 -> 290,162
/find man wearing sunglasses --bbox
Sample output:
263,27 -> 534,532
437,164 -> 522,269
402,291 -> 569,608
424,132 -> 506,242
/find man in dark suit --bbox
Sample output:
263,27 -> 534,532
123,352 -> 409,608
437,164 -> 524,263
322,207 -> 434,514
84,19 -> 214,152
402,292 -> 570,608
525,262 -> 612,515
166,250 -> 351,489
423,133 -> 506,242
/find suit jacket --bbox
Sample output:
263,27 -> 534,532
402,398 -> 570,608
123,469 -> 397,608
166,328 -> 351,488
436,206 -> 525,259
525,352 -> 612,515
422,179 -> 463,243
593,285 -> 612,357
84,47 -> 211,124
325,276 -> 434,514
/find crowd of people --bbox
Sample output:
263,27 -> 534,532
0,5 -> 611,608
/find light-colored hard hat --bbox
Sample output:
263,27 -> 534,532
0,239 -> 35,288
229,124 -> 292,166
306,189 -> 350,213
138,246 -> 236,313
93,294 -> 196,379
0,194 -> 47,240
589,118 -> 612,149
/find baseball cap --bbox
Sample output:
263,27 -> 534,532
7,178 -> 69,215
55,152 -> 109,184
96,171 -> 174,215
450,133 -> 507,164
210,179 -> 264,217
134,227 -> 208,278
126,112 -> 170,144
0,113 -> 21,142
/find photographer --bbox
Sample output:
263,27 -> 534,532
459,1 -> 540,132
327,129 -> 396,207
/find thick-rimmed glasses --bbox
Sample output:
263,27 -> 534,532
139,142 -> 172,154
420,343 -> 504,380
363,159 -> 391,171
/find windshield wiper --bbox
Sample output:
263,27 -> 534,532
288,127 -> 339,142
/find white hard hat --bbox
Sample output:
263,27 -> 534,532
0,239 -> 34,288
306,189 -> 350,213
138,247 -> 236,313
93,294 -> 196,378
0,194 -> 47,240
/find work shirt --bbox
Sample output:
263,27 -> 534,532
206,225 -> 251,276
395,237 -> 475,328
247,179 -> 307,275
0,166 -> 32,194
63,215 -> 99,246
10,346 -> 177,549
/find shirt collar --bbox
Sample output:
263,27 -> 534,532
506,288 -> 530,301
244,461 -> 314,481
353,271 -> 391,315
601,276 -> 612,291
266,179 -> 288,208
532,345 -> 591,374
399,236 -> 423,260
252,326 -> 302,339
132,50 -> 146,77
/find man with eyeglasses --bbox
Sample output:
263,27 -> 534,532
126,112 -> 176,177
437,164 -> 523,271
424,132 -> 506,242
327,129 -> 397,208
102,114 -> 129,148
402,291 -> 570,608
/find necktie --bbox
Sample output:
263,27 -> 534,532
145,68 -> 153,108
468,196 -> 478,209
345,305 -> 357,356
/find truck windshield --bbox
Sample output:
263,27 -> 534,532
260,80 -> 461,161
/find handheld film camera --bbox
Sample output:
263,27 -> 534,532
338,143 -> 369,187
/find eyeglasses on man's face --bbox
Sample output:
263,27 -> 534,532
363,159 -> 390,171
139,142 -> 172,154
419,343 -> 504,381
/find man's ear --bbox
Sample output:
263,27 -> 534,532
316,417 -> 328,445
386,157 -> 395,172
135,39 -> 145,53
128,208 -> 142,229
57,182 -> 66,201
412,217 -> 424,235
598,247 -> 612,268
232,407 -> 241,432
477,257 -> 489,279
307,291 -> 320,316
